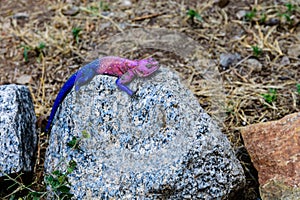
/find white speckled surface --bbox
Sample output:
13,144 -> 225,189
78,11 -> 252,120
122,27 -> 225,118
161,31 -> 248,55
0,85 -> 37,176
45,67 -> 245,199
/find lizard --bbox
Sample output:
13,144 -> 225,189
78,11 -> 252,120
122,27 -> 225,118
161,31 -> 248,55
45,56 -> 159,133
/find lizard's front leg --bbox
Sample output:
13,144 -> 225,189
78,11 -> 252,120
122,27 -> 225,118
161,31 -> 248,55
116,70 -> 135,96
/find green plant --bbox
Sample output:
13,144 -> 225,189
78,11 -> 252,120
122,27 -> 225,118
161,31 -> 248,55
261,88 -> 277,104
245,8 -> 257,21
87,2 -> 110,14
67,130 -> 90,150
296,83 -> 300,94
44,160 -> 77,199
277,3 -> 298,24
0,170 -> 46,199
99,1 -> 110,11
72,27 -> 82,43
81,130 -> 91,139
37,42 -> 46,51
251,45 -> 263,57
187,9 -> 202,22
259,13 -> 266,23
67,136 -> 81,150
20,42 -> 46,62
280,12 -> 292,22
20,45 -> 31,62
285,3 -> 296,13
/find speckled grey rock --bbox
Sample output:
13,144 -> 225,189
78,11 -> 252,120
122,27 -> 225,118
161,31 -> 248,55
45,67 -> 245,199
0,85 -> 37,176
219,53 -> 241,70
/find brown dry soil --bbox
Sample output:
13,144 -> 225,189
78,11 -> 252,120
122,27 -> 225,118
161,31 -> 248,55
0,0 -> 299,199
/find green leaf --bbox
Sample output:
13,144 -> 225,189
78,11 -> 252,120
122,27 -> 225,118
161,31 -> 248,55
58,185 -> 71,193
261,88 -> 277,104
30,191 -> 42,199
72,27 -> 82,43
187,9 -> 202,22
285,3 -> 296,13
82,130 -> 90,138
259,13 -> 266,23
100,1 -> 110,11
251,45 -> 263,57
58,175 -> 67,184
67,160 -> 77,174
38,42 -> 46,50
245,9 -> 257,21
67,136 -> 81,149
52,170 -> 62,176
296,83 -> 300,94
21,45 -> 30,62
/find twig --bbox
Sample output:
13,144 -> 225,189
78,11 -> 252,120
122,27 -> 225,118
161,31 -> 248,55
132,13 -> 164,21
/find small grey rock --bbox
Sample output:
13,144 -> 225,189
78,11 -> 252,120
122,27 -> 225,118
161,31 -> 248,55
0,85 -> 37,176
246,58 -> 262,71
121,0 -> 132,7
62,6 -> 80,16
13,12 -> 29,19
236,10 -> 247,20
265,18 -> 280,26
220,53 -> 241,70
215,0 -> 229,8
280,56 -> 290,66
45,67 -> 245,199
288,44 -> 300,58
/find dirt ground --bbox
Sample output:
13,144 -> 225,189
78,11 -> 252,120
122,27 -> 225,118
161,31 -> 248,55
0,0 -> 299,199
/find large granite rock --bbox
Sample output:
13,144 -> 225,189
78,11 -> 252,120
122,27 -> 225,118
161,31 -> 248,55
45,67 -> 245,199
0,85 -> 37,176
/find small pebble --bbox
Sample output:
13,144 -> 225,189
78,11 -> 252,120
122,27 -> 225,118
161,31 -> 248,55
236,10 -> 247,20
219,53 -> 241,70
265,18 -> 280,26
246,58 -> 262,72
13,12 -> 29,19
62,6 -> 80,16
215,0 -> 229,8
280,56 -> 290,66
288,44 -> 300,58
122,0 -> 132,7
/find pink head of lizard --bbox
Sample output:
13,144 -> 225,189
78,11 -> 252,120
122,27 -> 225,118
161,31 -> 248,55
133,57 -> 160,77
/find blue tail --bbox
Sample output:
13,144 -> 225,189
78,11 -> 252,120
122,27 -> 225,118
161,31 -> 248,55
45,72 -> 78,133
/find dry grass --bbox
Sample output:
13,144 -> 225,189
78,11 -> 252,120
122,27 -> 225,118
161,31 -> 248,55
0,0 -> 299,199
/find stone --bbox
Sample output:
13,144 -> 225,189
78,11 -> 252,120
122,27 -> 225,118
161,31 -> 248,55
219,53 -> 241,70
0,85 -> 37,176
61,6 -> 80,16
280,56 -> 290,66
236,10 -> 247,20
241,112 -> 300,200
288,44 -> 300,58
245,58 -> 262,72
16,75 -> 32,84
45,67 -> 245,199
215,0 -> 229,8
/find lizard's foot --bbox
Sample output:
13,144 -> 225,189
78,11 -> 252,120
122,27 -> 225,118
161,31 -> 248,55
131,90 -> 139,100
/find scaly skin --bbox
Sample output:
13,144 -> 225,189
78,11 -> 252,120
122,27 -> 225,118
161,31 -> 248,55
45,56 -> 159,133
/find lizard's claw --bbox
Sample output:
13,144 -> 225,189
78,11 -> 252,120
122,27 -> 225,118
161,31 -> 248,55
131,89 -> 139,99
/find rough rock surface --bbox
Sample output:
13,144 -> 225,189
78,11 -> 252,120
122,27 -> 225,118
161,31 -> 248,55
0,85 -> 37,176
45,67 -> 245,199
241,112 -> 300,200
219,53 -> 241,70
